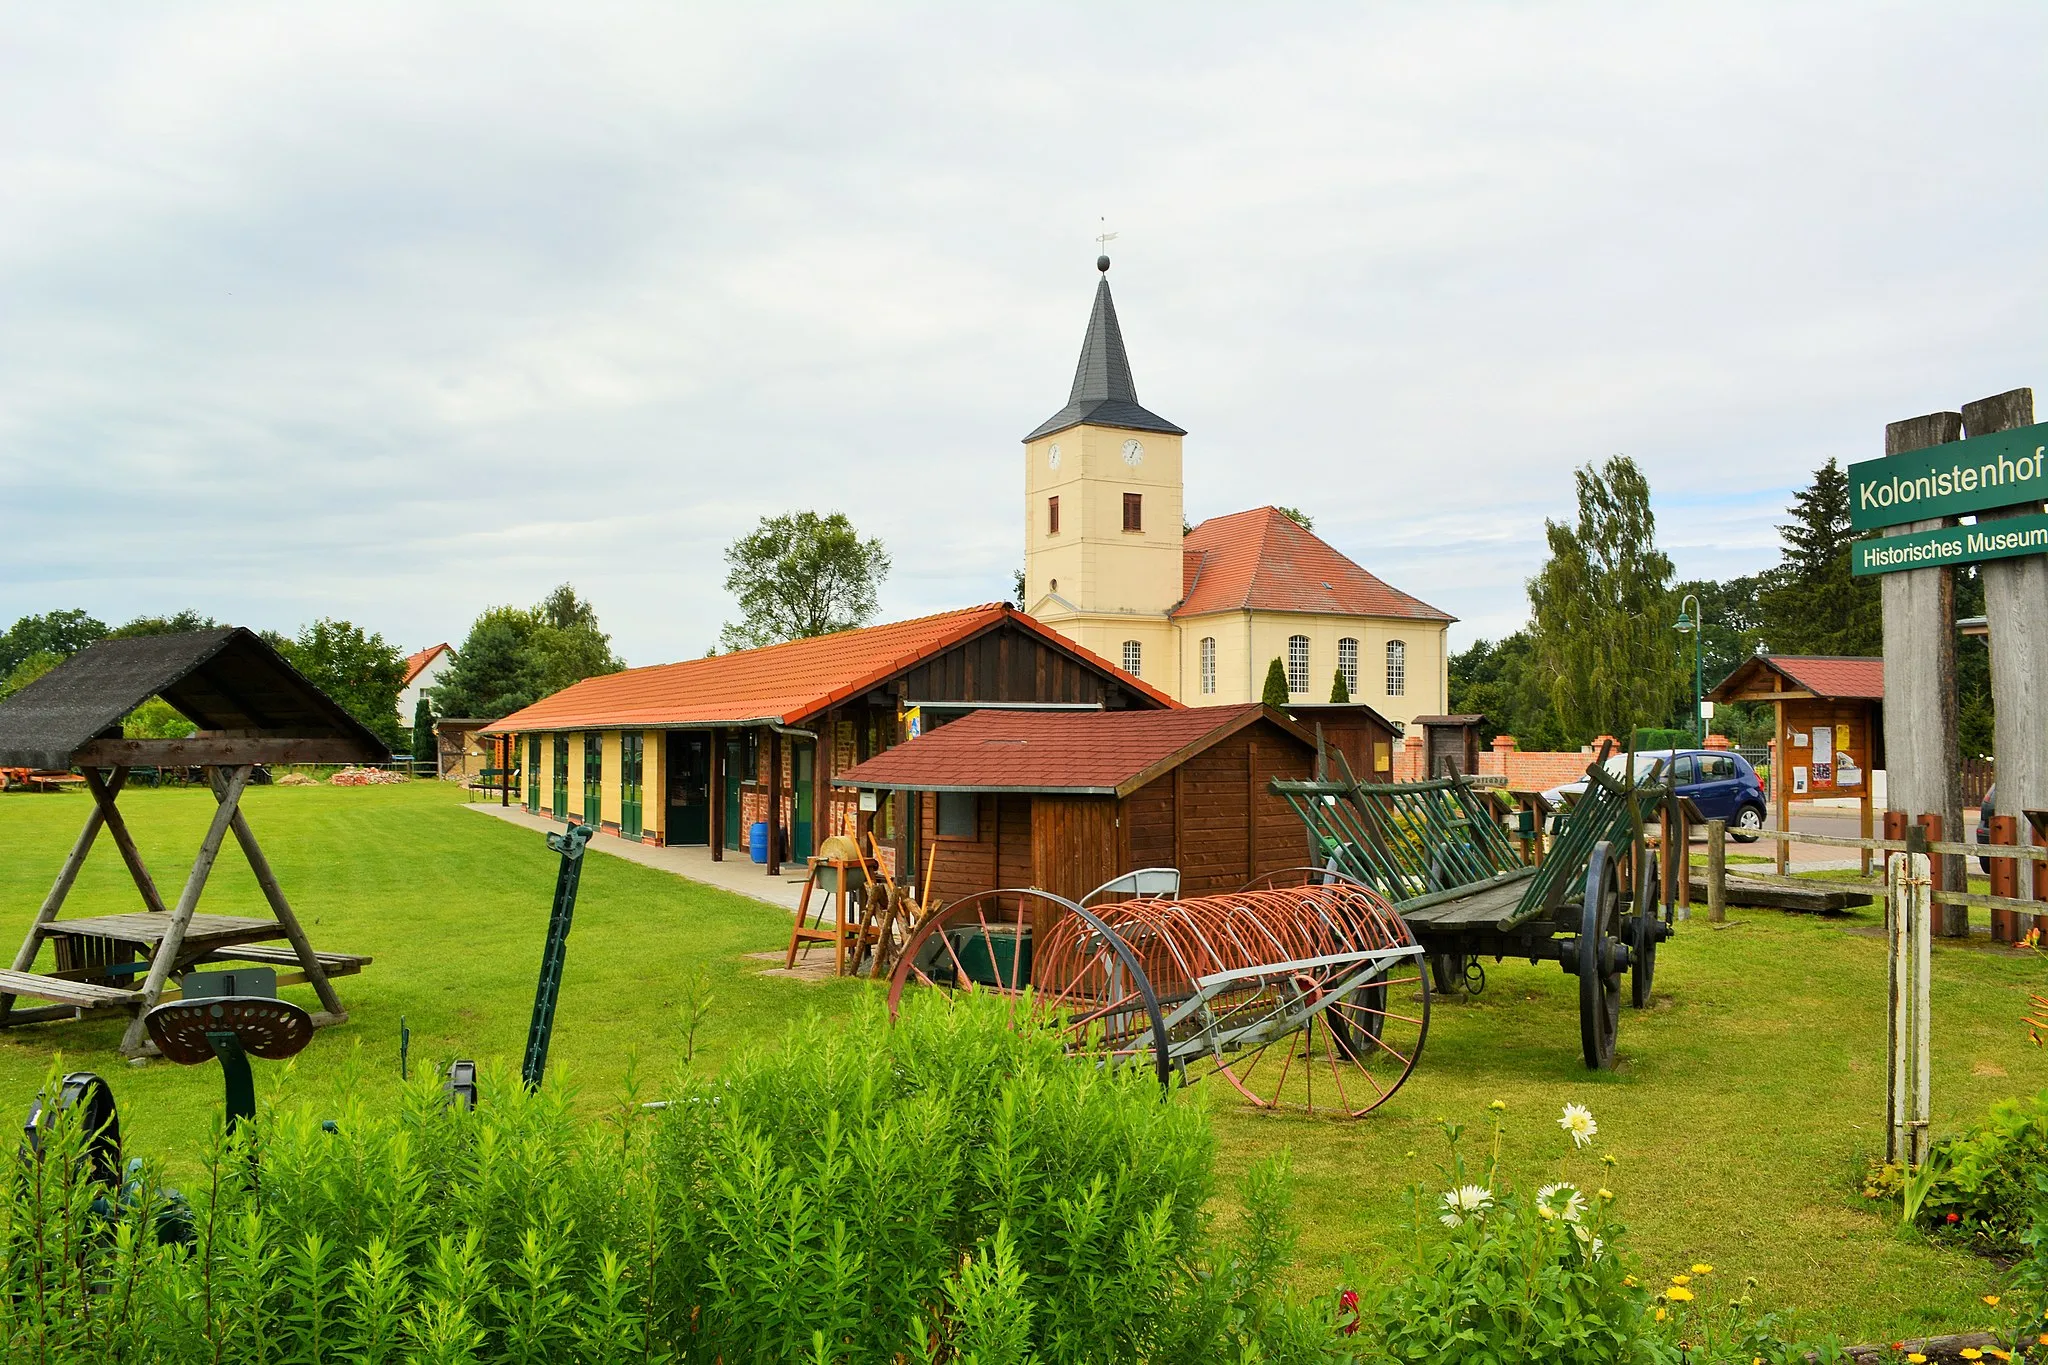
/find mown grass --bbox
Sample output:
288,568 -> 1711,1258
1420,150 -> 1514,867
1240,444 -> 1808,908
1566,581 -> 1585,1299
0,780 -> 2037,1343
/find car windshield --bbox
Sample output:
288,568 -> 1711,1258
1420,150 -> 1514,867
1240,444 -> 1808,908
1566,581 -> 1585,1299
1600,752 -> 1674,783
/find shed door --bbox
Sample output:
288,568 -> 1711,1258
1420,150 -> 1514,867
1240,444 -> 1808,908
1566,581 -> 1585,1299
1029,796 -> 1122,909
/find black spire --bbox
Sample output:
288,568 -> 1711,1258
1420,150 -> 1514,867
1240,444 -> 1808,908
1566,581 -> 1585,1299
1024,262 -> 1185,442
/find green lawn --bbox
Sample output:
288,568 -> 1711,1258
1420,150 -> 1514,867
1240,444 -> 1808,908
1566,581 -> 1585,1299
0,780 -> 2036,1342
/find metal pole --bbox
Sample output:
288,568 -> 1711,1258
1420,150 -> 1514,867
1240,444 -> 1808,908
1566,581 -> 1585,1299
522,823 -> 594,1091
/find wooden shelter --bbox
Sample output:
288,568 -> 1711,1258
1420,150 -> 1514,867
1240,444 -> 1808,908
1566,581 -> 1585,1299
482,604 -> 1174,880
1281,701 -> 1402,781
0,628 -> 383,1055
1410,714 -> 1485,779
1709,655 -> 1883,875
833,703 -> 1320,930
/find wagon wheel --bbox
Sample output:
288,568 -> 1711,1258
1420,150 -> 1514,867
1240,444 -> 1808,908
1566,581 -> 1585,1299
1628,859 -> 1660,1009
886,889 -> 1172,1087
1577,841 -> 1623,1069
1429,950 -> 1469,998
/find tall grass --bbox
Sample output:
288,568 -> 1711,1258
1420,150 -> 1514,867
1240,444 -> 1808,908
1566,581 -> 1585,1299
0,995 -> 1342,1364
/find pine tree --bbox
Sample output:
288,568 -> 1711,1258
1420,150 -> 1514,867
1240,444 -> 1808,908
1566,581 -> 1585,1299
1527,456 -> 1683,743
1261,658 -> 1290,707
1757,459 -> 1881,656
1329,668 -> 1349,703
412,696 -> 436,774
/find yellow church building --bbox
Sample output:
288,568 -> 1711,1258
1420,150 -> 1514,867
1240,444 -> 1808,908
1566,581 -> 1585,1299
1022,257 -> 1454,726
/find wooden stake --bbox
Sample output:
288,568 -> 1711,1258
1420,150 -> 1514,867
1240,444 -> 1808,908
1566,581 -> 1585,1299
1706,819 -> 1727,925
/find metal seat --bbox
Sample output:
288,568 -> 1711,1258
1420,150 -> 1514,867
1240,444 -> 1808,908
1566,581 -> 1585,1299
1080,867 -> 1181,907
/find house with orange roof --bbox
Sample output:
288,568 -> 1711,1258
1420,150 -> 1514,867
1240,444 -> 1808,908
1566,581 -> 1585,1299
398,643 -> 452,725
1021,258 -> 1454,727
483,604 -> 1172,877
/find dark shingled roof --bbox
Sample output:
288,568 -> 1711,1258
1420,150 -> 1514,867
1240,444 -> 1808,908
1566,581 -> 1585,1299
1024,273 -> 1186,442
0,628 -> 390,769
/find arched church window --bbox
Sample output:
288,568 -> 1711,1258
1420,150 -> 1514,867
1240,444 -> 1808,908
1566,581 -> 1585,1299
1286,635 -> 1309,693
1122,640 -> 1142,678
1386,640 -> 1407,697
1338,638 -> 1359,697
1199,637 -> 1216,695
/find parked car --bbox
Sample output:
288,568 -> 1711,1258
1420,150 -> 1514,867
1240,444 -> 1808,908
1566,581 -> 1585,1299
1541,749 -> 1770,842
1976,783 -> 1995,873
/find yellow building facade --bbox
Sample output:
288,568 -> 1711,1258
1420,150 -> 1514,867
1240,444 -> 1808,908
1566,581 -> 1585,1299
1022,260 -> 1453,727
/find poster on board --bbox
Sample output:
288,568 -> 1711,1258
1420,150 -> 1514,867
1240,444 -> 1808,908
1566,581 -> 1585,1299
1793,765 -> 1809,795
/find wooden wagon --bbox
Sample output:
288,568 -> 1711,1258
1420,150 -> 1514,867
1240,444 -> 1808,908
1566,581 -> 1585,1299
1272,752 -> 1678,1069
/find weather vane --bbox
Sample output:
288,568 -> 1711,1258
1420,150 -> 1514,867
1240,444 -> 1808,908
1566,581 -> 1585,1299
1096,217 -> 1117,271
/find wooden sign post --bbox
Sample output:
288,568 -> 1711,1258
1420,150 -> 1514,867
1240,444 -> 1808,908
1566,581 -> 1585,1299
1965,389 -> 2046,932
1877,412 -> 1967,932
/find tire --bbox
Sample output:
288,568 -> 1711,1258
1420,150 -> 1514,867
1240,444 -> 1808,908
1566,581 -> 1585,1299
1729,805 -> 1765,843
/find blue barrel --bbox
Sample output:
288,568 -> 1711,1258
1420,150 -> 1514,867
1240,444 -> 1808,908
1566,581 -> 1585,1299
748,821 -> 769,864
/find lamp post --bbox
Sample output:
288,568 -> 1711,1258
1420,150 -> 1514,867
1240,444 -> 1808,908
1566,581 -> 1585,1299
1674,594 -> 1703,747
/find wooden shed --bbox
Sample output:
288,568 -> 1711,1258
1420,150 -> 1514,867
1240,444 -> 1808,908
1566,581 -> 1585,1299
483,604 -> 1175,878
1281,701 -> 1402,781
1709,655 -> 1883,875
833,703 -> 1320,916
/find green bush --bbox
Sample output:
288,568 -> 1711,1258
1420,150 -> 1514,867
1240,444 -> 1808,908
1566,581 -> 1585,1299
1866,1088 -> 2048,1250
0,996 -> 1344,1363
1631,727 -> 1696,752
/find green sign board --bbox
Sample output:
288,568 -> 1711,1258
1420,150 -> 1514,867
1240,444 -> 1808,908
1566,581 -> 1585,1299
1852,512 -> 2048,576
1847,420 -> 2048,531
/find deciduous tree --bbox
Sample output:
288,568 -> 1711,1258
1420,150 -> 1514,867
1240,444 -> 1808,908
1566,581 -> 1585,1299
277,619 -> 407,751
0,610 -> 105,674
720,511 -> 890,652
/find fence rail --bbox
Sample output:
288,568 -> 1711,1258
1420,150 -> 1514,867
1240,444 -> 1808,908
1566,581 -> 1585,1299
1731,824 -> 2048,918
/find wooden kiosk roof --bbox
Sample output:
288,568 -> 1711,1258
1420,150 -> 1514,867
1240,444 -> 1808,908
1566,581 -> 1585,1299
833,703 -> 1312,797
0,628 -> 389,770
1708,655 -> 1884,704
482,603 -> 1176,735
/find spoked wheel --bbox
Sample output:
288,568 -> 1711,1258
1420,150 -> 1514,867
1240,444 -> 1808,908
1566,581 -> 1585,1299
1128,877 -> 1429,1119
1628,860 -> 1660,1009
886,889 -> 1171,1085
1429,951 -> 1469,998
1577,841 -> 1624,1069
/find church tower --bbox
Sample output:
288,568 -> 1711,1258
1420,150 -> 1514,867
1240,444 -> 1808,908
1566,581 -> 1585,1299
1022,257 -> 1186,689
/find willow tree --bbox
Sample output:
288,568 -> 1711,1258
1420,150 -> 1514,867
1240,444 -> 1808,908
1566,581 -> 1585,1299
1527,456 -> 1682,744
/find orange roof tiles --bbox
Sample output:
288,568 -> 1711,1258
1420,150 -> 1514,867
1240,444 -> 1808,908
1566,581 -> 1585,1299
402,644 -> 449,686
482,604 -> 1176,733
1712,655 -> 1884,702
834,703 -> 1308,796
1174,507 -> 1454,622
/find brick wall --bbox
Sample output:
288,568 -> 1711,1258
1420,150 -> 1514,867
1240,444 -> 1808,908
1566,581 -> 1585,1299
1391,735 -> 1602,792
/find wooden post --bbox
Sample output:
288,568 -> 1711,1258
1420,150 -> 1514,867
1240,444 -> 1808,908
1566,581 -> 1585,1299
118,764 -> 256,1056
1886,826 -> 1934,1166
1860,782 -> 1875,879
1881,411 -> 1967,933
710,728 -> 725,861
1964,389 -> 2045,930
214,769 -> 345,1022
0,771 -> 122,1021
1990,814 -> 2021,940
2030,809 -> 2048,939
1706,819 -> 1726,924
765,728 -> 783,877
1773,698 -> 1791,877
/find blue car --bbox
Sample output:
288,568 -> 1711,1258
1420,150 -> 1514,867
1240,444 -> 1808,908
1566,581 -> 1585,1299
1541,749 -> 1770,842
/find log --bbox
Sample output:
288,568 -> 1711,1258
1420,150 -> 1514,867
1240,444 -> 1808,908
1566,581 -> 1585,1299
1685,872 -> 1874,914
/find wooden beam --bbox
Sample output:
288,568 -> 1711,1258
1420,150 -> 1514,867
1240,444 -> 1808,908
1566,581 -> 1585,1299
1722,689 -> 1817,704
213,767 -> 344,1020
1880,410 -> 1967,931
1965,389 -> 2045,924
84,768 -> 169,916
73,737 -> 375,766
0,769 -> 121,1022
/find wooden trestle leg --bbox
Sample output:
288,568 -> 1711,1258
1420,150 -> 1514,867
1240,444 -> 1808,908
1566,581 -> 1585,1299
213,768 -> 345,1024
0,768 -> 129,1024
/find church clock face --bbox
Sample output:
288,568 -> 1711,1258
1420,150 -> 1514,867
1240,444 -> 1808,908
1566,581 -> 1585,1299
1047,443 -> 1060,471
1122,438 -> 1144,467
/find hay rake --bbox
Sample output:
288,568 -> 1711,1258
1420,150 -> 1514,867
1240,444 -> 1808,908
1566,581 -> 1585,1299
886,874 -> 1429,1118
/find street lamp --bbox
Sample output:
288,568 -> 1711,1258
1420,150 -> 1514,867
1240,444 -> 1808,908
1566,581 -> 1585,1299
1674,593 -> 1703,747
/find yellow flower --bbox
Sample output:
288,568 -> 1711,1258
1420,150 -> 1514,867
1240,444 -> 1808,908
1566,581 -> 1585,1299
1670,1274 -> 1691,1286
1984,1295 -> 2002,1306
1691,1263 -> 1713,1274
1655,1308 -> 1667,1322
1667,1285 -> 1695,1302
1908,1354 -> 1926,1363
1601,1154 -> 1619,1167
1622,1275 -> 1637,1287
1959,1350 -> 1983,1361
1598,1188 -> 1615,1201
1987,1350 -> 2012,1361
1488,1099 -> 1507,1112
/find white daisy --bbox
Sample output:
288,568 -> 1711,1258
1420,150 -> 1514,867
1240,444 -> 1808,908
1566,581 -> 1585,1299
1558,1103 -> 1598,1149
1437,1184 -> 1493,1227
1536,1183 -> 1586,1223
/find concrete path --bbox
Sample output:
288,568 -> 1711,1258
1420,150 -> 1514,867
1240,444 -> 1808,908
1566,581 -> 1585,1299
462,802 -> 811,913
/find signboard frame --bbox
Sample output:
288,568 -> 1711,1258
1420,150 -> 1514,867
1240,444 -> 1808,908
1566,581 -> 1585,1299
1848,420 -> 2048,531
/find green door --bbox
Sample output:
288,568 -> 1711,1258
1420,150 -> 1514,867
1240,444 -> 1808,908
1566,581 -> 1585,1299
583,734 -> 603,826
620,734 -> 643,840
667,733 -> 710,845
723,736 -> 745,849
791,743 -> 814,863
551,736 -> 568,819
525,736 -> 541,813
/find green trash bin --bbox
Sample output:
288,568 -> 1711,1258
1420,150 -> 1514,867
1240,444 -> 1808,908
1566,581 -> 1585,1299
951,924 -> 1032,988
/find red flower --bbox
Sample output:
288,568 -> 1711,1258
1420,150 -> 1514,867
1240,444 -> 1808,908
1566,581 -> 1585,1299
1339,1288 -> 1360,1336
1946,1212 -> 1960,1224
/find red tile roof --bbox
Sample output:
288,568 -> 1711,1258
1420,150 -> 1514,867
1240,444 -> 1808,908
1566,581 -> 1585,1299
834,702 -> 1310,796
1174,507 -> 1454,622
1708,655 -> 1884,702
482,604 -> 1176,734
402,644 -> 449,686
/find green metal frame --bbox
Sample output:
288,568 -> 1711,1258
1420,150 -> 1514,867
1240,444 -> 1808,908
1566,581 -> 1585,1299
552,735 -> 569,819
583,734 -> 603,825
526,735 -> 542,813
620,734 -> 643,839
523,823 -> 593,1091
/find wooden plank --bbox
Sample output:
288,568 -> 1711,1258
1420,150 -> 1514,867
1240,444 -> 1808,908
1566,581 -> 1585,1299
1880,410 -> 1967,930
0,969 -> 139,1008
73,737 -> 375,766
191,944 -> 371,972
1684,872 -> 1874,913
1965,390 -> 2046,925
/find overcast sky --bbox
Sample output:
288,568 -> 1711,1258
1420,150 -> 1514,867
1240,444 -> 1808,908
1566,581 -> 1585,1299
3,3 -> 2043,662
